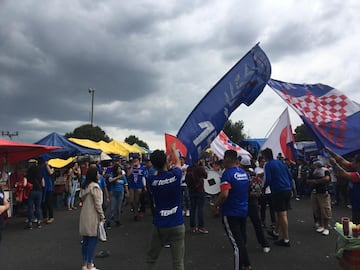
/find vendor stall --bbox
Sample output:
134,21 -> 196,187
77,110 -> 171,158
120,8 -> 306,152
0,138 -> 60,217
334,221 -> 360,270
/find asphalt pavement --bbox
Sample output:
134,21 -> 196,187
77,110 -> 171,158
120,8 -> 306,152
0,196 -> 349,270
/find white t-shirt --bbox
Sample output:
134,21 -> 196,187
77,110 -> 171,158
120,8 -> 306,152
181,164 -> 188,187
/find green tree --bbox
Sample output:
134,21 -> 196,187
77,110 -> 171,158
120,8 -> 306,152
223,119 -> 247,144
294,123 -> 315,141
125,135 -> 149,149
65,124 -> 111,142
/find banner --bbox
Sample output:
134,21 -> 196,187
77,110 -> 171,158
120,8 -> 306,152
268,79 -> 360,155
210,131 -> 250,159
177,44 -> 271,164
164,133 -> 187,164
260,108 -> 297,161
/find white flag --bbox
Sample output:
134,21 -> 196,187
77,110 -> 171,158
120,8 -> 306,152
210,131 -> 250,159
260,108 -> 297,160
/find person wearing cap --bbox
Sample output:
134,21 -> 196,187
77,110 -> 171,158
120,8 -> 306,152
239,155 -> 270,253
306,159 -> 332,236
256,158 -> 276,230
127,157 -> 146,221
179,157 -> 190,217
261,148 -> 293,247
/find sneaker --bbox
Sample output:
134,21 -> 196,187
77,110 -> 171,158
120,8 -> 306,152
322,229 -> 330,236
46,218 -> 55,224
316,227 -> 324,233
274,239 -> 290,247
267,230 -> 279,240
37,222 -> 42,229
89,264 -> 100,270
24,223 -> 32,230
185,210 -> 190,217
190,227 -> 198,233
164,243 -> 171,248
263,247 -> 271,253
198,228 -> 209,234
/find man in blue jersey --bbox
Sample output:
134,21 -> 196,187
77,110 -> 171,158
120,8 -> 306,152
213,150 -> 252,270
127,157 -> 146,221
144,143 -> 184,270
261,148 -> 292,247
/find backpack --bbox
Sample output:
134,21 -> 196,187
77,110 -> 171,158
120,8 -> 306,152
249,176 -> 263,197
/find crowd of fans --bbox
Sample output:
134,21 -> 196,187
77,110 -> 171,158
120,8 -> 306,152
2,146 -> 359,270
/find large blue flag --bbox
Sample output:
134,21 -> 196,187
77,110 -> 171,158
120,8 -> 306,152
268,79 -> 360,155
177,44 -> 271,164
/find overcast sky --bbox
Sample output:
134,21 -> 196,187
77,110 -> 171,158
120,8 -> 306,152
1,0 -> 359,150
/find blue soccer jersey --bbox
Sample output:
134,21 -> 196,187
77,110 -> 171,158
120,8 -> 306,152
148,167 -> 184,228
128,165 -> 146,189
220,166 -> 249,217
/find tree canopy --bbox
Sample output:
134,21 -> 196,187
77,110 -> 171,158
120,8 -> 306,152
64,124 -> 111,142
125,135 -> 149,149
223,119 -> 247,144
294,123 -> 315,142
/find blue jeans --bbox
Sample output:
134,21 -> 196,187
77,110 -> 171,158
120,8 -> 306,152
28,190 -> 42,223
189,191 -> 205,228
81,236 -> 98,265
107,190 -> 124,223
67,180 -> 78,208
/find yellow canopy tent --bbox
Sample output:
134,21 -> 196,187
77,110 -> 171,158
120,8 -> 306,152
131,143 -> 147,154
119,141 -> 143,154
69,138 -> 127,156
97,140 -> 121,155
48,157 -> 76,168
109,140 -> 142,155
69,138 -> 101,150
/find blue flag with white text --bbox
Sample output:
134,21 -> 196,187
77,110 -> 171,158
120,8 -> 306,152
268,79 -> 360,155
177,44 -> 271,164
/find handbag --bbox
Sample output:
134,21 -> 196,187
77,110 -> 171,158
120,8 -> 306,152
98,221 -> 107,241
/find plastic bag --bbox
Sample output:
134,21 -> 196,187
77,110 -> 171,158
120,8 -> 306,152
98,221 -> 107,241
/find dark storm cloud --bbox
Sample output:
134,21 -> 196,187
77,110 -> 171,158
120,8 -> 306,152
0,0 -> 359,149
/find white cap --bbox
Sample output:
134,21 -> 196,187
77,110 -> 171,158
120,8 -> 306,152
240,155 -> 251,166
254,167 -> 264,175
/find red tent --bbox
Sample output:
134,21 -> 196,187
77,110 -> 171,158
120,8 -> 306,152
0,138 -> 60,165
